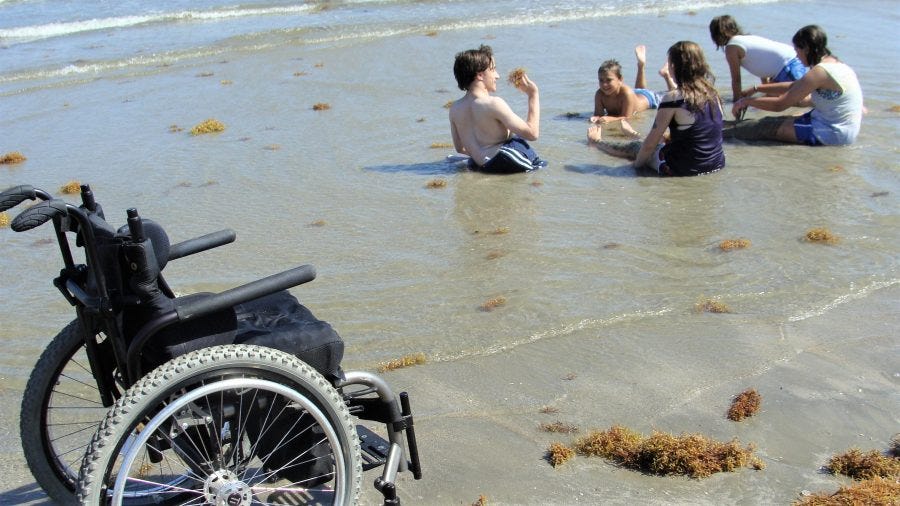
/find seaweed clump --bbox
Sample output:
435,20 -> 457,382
727,388 -> 761,421
795,477 -> 899,505
0,212 -> 10,228
719,238 -> 751,251
190,119 -> 225,135
425,178 -> 447,189
825,448 -> 900,481
377,352 -> 427,373
59,181 -> 81,194
507,67 -> 526,87
312,102 -> 331,111
546,442 -> 576,468
572,425 -> 763,478
471,494 -> 488,506
539,421 -> 578,434
694,297 -> 731,314
480,296 -> 506,312
805,227 -> 840,245
429,142 -> 452,149
1,151 -> 27,165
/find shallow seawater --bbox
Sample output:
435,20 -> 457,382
0,0 -> 897,379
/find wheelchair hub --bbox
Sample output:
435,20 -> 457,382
203,469 -> 251,506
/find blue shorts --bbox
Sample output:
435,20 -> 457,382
634,88 -> 661,109
473,137 -> 545,174
773,57 -> 807,82
793,111 -> 823,146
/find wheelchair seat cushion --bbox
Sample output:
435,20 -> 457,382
233,290 -> 344,380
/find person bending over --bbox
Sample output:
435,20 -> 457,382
729,25 -> 863,146
587,41 -> 725,177
591,45 -> 678,137
449,45 -> 542,174
709,14 -> 808,115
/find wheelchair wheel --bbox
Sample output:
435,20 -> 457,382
20,320 -> 112,504
77,344 -> 362,505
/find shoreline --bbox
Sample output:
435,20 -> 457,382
2,283 -> 895,505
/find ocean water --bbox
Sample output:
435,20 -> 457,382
0,0 -> 897,376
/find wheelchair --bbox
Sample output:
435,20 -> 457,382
1,183 -> 422,505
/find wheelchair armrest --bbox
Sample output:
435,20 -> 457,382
174,264 -> 316,322
168,229 -> 236,261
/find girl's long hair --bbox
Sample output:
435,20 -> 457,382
792,25 -> 832,66
667,41 -> 720,112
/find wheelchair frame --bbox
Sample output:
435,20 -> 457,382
1,183 -> 422,505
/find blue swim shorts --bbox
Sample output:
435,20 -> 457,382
634,88 -> 662,109
793,111 -> 823,146
774,57 -> 808,83
474,137 -> 545,174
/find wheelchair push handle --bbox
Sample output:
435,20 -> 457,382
175,264 -> 317,322
0,184 -> 53,212
10,199 -> 69,232
168,229 -> 236,260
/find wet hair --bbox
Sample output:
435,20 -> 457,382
792,25 -> 832,66
667,41 -> 720,112
709,15 -> 743,49
454,45 -> 493,91
598,59 -> 622,79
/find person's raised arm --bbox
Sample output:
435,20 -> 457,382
495,74 -> 540,140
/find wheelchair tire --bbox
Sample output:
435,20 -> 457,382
20,320 -> 111,505
77,344 -> 362,505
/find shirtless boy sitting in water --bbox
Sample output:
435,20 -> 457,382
449,45 -> 542,174
592,45 -> 677,138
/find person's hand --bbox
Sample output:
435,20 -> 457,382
591,115 -> 614,124
739,85 -> 759,98
517,74 -> 538,96
732,98 -> 748,120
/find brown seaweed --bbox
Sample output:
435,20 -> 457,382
826,448 -> 900,480
795,477 -> 899,505
190,118 -> 225,135
805,227 -> 840,245
694,297 -> 731,314
376,352 -> 427,373
727,388 -> 762,421
546,442 -> 576,468
539,421 -> 578,434
0,151 -> 27,165
59,181 -> 81,194
479,296 -> 506,312
425,178 -> 447,189
573,425 -> 763,478
507,67 -> 527,87
0,212 -> 9,228
312,102 -> 331,111
719,238 -> 751,251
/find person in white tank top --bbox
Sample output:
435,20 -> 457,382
728,25 -> 863,146
709,15 -> 808,116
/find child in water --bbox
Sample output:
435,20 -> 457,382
588,41 -> 725,177
591,45 -> 678,138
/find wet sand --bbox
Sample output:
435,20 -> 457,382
1,284 -> 896,505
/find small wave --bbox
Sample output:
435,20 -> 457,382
0,5 -> 314,42
433,307 -> 673,362
788,278 -> 900,322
